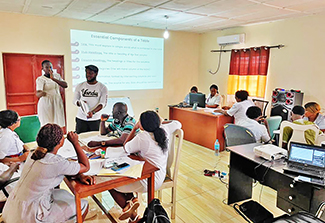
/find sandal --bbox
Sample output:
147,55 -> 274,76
119,197 -> 140,220
129,214 -> 140,223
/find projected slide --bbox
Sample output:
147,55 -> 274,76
70,29 -> 164,91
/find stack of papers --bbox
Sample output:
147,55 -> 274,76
79,100 -> 90,115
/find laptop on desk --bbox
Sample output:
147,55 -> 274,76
283,142 -> 325,179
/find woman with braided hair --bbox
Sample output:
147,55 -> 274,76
3,124 -> 91,223
0,110 -> 29,164
109,110 -> 182,222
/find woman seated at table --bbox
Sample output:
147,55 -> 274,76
304,102 -> 325,132
109,111 -> 181,222
214,90 -> 254,125
2,124 -> 93,223
0,110 -> 29,164
206,84 -> 221,108
183,86 -> 198,104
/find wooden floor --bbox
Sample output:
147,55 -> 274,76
62,140 -> 286,222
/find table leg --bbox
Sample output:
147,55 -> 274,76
75,193 -> 83,223
147,172 -> 155,203
227,151 -> 253,205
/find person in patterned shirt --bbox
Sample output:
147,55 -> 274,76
87,102 -> 136,147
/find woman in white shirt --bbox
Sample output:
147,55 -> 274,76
304,102 -> 325,132
3,124 -> 91,223
206,84 -> 221,108
109,111 -> 181,222
215,90 -> 255,125
36,60 -> 67,127
0,110 -> 29,164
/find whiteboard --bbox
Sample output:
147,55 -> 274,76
100,97 -> 134,117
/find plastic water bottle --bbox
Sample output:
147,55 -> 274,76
214,139 -> 220,156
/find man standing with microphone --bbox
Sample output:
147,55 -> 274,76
73,65 -> 108,134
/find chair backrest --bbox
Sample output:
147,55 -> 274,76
252,99 -> 269,117
166,129 -> 184,183
14,115 -> 41,143
279,121 -> 320,148
224,124 -> 256,147
266,116 -> 282,139
220,94 -> 226,107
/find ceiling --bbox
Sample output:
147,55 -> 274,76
1,0 -> 325,33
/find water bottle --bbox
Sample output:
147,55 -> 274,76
214,139 -> 220,156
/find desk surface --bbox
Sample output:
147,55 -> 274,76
227,143 -> 325,215
169,107 -> 233,151
227,143 -> 288,175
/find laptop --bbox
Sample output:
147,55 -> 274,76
283,142 -> 325,179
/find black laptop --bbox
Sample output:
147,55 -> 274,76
283,142 -> 325,179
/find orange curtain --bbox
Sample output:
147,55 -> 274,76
227,47 -> 270,98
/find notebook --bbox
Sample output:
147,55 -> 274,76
283,142 -> 325,179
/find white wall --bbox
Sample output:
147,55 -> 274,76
199,14 -> 325,111
0,12 -> 200,130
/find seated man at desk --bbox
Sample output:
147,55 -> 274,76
88,102 -> 136,147
183,86 -> 198,105
242,106 -> 270,143
214,90 -> 254,125
282,105 -> 320,148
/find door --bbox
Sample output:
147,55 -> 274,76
3,53 -> 66,127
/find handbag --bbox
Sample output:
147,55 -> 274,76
233,200 -> 274,223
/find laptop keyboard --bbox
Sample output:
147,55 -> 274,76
288,164 -> 324,177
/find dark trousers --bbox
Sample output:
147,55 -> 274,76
75,118 -> 101,134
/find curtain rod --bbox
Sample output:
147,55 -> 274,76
211,44 -> 284,53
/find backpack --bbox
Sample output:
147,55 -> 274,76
138,198 -> 171,223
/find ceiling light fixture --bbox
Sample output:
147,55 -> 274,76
163,15 -> 169,39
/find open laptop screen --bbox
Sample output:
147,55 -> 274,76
289,142 -> 325,168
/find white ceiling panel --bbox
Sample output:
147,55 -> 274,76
0,0 -> 325,32
189,0 -> 256,15
0,2 -> 23,12
160,0 -> 219,11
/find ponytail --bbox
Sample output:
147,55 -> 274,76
140,111 -> 168,152
31,147 -> 48,160
33,123 -> 63,160
153,128 -> 168,151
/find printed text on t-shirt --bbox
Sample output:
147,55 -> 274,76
81,89 -> 99,97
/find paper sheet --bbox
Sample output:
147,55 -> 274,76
84,159 -> 105,176
105,147 -> 128,159
79,134 -> 113,146
79,100 -> 90,115
98,157 -> 145,178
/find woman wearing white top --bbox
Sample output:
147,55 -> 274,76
0,110 -> 29,164
206,84 -> 221,108
2,124 -> 92,223
36,60 -> 67,127
215,90 -> 255,125
304,102 -> 325,132
108,111 -> 181,222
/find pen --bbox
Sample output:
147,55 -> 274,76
90,155 -> 101,160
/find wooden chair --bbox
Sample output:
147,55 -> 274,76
252,98 -> 269,117
279,121 -> 320,148
138,128 -> 183,219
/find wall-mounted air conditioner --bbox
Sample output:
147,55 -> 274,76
217,34 -> 245,46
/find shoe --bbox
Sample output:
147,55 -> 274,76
119,197 -> 140,220
85,208 -> 98,220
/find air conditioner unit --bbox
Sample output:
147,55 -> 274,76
217,34 -> 245,46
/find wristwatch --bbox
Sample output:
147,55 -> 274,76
101,141 -> 106,146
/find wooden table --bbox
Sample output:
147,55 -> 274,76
169,107 -> 233,151
64,155 -> 159,223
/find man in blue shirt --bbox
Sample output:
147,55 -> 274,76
87,102 -> 136,147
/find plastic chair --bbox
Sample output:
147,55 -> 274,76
224,124 -> 256,147
252,99 -> 269,117
14,115 -> 41,143
279,121 -> 320,148
138,129 -> 183,219
266,116 -> 282,139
